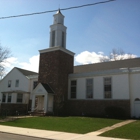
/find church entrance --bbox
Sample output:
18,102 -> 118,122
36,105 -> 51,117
35,96 -> 44,112
31,83 -> 55,114
134,101 -> 140,118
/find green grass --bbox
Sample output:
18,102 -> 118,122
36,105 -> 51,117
100,120 -> 140,140
0,117 -> 122,134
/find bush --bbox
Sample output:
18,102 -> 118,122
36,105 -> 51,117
105,106 -> 126,119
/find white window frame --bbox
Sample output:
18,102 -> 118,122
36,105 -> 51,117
8,80 -> 11,88
15,79 -> 19,87
104,77 -> 112,99
70,80 -> 77,99
2,93 -> 6,103
17,93 -> 23,103
7,93 -> 12,103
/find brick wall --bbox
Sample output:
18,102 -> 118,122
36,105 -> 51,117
0,103 -> 28,116
65,100 -> 130,118
38,50 -> 74,113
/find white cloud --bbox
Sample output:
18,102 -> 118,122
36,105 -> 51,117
2,52 -> 137,75
19,55 -> 39,72
110,54 -> 137,61
2,57 -> 18,68
2,55 -> 39,75
75,51 -> 107,64
75,51 -> 137,65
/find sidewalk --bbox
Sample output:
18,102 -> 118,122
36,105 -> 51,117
0,119 -> 136,140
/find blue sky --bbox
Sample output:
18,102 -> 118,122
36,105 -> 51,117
0,0 -> 140,73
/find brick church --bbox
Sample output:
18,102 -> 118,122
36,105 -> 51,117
1,9 -> 140,118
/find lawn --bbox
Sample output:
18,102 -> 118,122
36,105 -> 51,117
100,120 -> 140,140
0,116 -> 122,134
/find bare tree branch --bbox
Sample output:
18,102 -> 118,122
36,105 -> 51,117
0,44 -> 11,79
100,48 -> 136,62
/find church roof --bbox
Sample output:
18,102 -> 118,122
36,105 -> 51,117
16,67 -> 38,76
74,58 -> 140,73
41,83 -> 55,94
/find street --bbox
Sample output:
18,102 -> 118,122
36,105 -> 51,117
0,132 -> 50,140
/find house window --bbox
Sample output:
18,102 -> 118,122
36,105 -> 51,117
52,30 -> 55,47
8,80 -> 11,87
104,77 -> 112,98
70,80 -> 77,99
62,32 -> 65,48
2,93 -> 6,103
15,80 -> 19,87
7,93 -> 12,103
17,93 -> 23,103
86,79 -> 93,98
33,81 -> 38,89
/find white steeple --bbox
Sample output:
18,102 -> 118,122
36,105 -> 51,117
49,9 -> 67,48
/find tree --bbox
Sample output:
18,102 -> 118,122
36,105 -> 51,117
0,44 -> 11,79
100,48 -> 136,62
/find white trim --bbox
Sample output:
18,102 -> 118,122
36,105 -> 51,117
39,46 -> 75,56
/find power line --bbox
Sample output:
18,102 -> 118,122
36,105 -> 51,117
0,0 -> 115,20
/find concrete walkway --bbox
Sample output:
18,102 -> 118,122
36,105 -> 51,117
0,119 -> 136,140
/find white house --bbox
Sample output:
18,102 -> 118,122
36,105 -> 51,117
0,67 -> 38,115
0,10 -> 140,118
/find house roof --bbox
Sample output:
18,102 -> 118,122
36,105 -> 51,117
74,58 -> 140,73
41,83 -> 55,94
16,67 -> 38,76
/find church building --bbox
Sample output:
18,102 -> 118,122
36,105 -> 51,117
0,10 -> 140,118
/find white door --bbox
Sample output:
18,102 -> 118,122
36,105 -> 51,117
38,96 -> 44,111
134,101 -> 140,118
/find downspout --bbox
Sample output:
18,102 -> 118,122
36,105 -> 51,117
128,68 -> 132,117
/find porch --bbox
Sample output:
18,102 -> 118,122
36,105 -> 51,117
31,83 -> 54,115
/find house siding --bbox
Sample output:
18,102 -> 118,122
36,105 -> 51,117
68,74 -> 130,100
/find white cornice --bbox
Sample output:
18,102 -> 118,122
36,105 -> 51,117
39,46 -> 75,56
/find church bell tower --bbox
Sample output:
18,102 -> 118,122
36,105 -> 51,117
49,9 -> 66,48
38,10 -> 74,113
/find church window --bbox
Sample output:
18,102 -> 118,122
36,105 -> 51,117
62,32 -> 65,48
104,77 -> 112,98
52,30 -> 55,47
86,79 -> 93,98
70,80 -> 77,99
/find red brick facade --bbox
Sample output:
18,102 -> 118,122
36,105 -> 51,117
0,103 -> 28,116
38,50 -> 74,113
65,100 -> 130,118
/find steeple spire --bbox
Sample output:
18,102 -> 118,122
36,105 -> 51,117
56,8 -> 62,14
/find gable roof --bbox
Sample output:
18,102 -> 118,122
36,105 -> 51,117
41,83 -> 55,94
74,58 -> 140,73
16,67 -> 38,76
